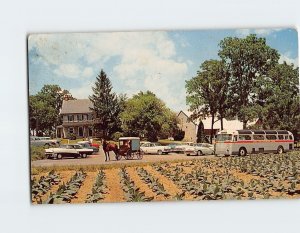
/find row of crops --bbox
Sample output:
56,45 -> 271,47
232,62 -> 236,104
31,151 -> 300,204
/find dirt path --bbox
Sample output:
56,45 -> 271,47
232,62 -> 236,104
103,168 -> 125,203
71,171 -> 98,204
126,167 -> 165,201
32,171 -> 75,204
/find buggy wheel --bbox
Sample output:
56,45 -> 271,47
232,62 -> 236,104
137,150 -> 143,160
116,154 -> 122,161
125,150 -> 132,160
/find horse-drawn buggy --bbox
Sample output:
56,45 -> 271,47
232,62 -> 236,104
116,137 -> 143,160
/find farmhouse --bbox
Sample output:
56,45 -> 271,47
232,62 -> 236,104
56,99 -> 95,138
177,111 -> 244,142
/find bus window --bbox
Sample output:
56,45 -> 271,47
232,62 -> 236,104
266,135 -> 277,140
278,135 -> 284,140
233,135 -> 238,141
216,134 -> 232,141
253,135 -> 265,140
289,135 -> 293,140
238,135 -> 251,140
285,135 -> 289,140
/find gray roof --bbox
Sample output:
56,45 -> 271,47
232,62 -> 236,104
60,99 -> 93,114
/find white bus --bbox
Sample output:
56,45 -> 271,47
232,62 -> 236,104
215,129 -> 294,156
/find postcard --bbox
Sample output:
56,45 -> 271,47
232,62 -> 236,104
29,28 -> 300,204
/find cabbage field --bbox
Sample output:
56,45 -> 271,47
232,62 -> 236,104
31,151 -> 300,204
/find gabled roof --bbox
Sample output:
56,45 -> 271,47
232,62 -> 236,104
60,99 -> 93,114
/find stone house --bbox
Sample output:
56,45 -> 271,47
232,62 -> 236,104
177,111 -> 198,142
177,110 -> 244,142
56,99 -> 95,138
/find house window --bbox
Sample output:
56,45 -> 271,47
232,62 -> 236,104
88,114 -> 93,120
68,127 -> 74,134
77,114 -> 83,121
68,115 -> 74,122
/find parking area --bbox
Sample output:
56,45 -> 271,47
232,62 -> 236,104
31,149 -> 214,167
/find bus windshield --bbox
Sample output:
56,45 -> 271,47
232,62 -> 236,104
216,134 -> 232,141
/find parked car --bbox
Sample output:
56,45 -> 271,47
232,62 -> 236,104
185,143 -> 215,156
45,144 -> 94,159
30,136 -> 60,148
174,142 -> 195,151
140,142 -> 171,155
167,143 -> 185,153
77,141 -> 99,153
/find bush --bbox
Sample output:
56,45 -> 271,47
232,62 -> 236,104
111,132 -> 123,141
31,145 -> 46,161
174,129 -> 185,141
68,133 -> 77,140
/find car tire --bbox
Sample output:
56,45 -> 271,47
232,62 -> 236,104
238,147 -> 247,157
197,150 -> 203,156
277,146 -> 284,154
81,153 -> 87,158
157,150 -> 162,155
56,154 -> 62,159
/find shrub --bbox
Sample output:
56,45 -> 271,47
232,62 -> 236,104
31,145 -> 46,161
68,133 -> 77,140
174,129 -> 185,141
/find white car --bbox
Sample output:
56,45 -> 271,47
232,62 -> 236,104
175,142 -> 195,151
140,142 -> 171,155
45,144 -> 94,159
185,143 -> 215,156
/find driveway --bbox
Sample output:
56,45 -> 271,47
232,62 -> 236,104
31,149 -> 214,167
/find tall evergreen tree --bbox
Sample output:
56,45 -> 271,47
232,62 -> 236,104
89,69 -> 120,139
196,121 -> 206,143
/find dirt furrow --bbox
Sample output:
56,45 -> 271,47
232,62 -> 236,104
126,167 -> 165,201
144,166 -> 187,199
103,168 -> 125,203
71,171 -> 98,204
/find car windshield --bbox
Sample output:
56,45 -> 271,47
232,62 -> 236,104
154,143 -> 162,146
216,134 -> 232,141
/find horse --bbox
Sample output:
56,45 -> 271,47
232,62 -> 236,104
103,142 -> 119,161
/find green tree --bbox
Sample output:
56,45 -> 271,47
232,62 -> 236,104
218,34 -> 280,128
196,120 -> 206,143
89,69 -> 120,139
120,91 -> 178,141
186,60 -> 229,143
29,84 -> 74,136
258,62 -> 299,133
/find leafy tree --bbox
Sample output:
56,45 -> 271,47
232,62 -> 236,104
29,84 -> 74,136
186,60 -> 229,143
196,120 -> 206,143
218,34 -> 280,128
89,69 -> 120,139
258,62 -> 299,133
120,91 -> 179,141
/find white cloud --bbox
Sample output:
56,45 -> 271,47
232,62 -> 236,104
54,64 -> 81,78
279,54 -> 299,67
82,67 -> 94,78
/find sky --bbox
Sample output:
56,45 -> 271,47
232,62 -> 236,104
28,28 -> 298,112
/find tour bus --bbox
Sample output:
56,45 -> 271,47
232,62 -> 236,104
215,129 -> 294,156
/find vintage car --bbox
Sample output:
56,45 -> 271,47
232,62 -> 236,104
167,143 -> 185,153
174,142 -> 195,151
185,143 -> 215,156
30,136 -> 60,147
77,141 -> 99,153
45,144 -> 94,159
140,142 -> 171,155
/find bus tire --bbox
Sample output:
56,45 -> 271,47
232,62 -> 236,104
277,146 -> 284,154
238,147 -> 247,157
